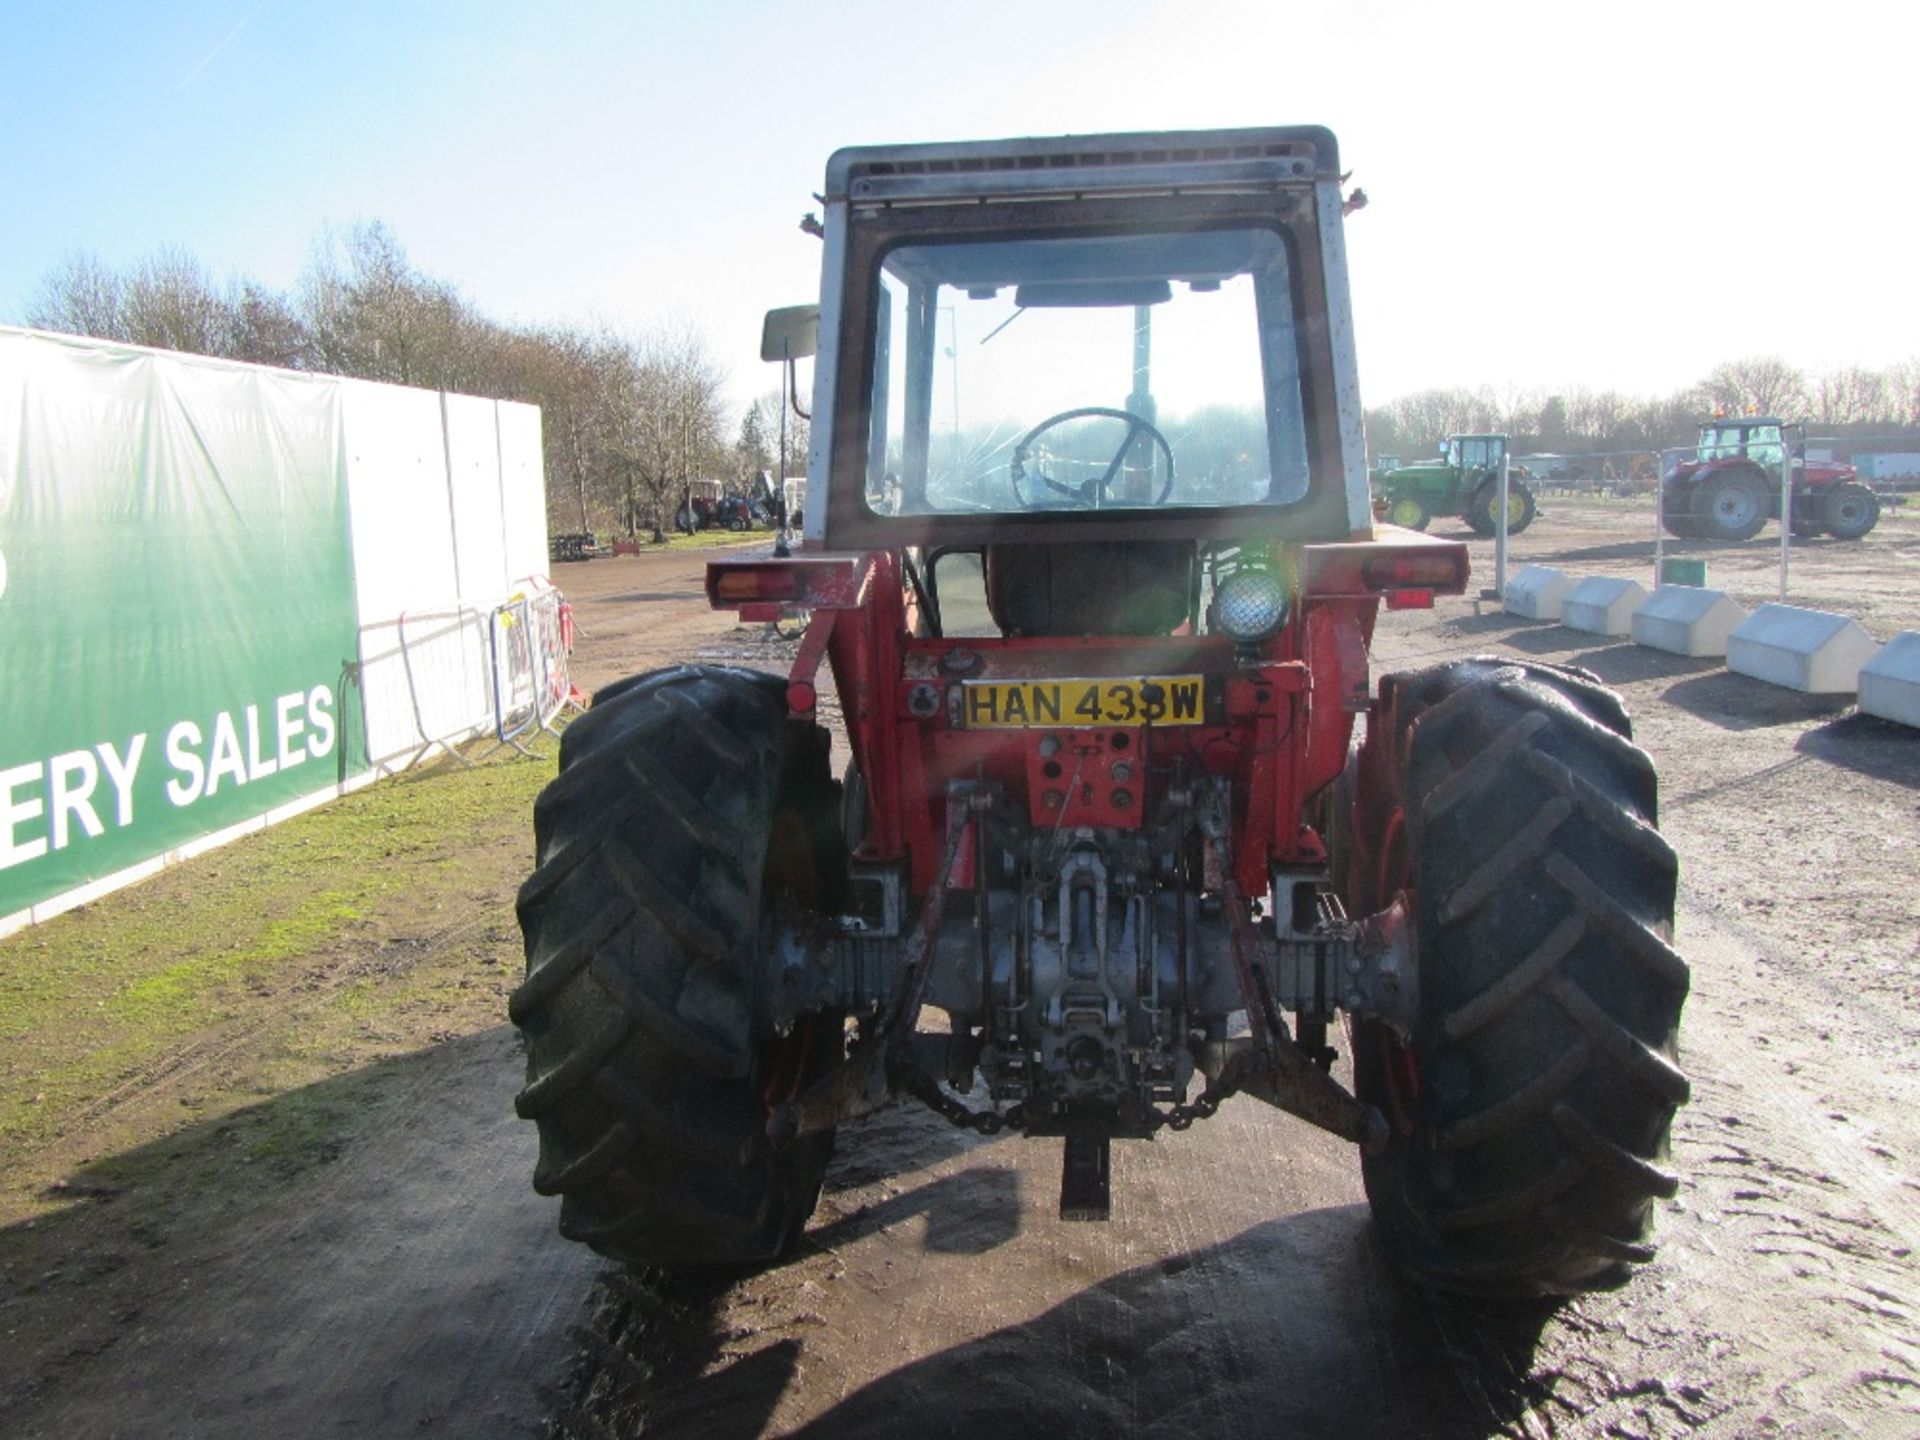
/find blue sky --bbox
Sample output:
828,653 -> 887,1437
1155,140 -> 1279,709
2,0 -> 1914,413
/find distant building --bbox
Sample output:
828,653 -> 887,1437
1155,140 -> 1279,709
1821,431 -> 1920,482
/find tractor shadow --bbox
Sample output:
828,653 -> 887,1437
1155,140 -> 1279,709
818,1091 -> 1012,1199
560,1205 -> 1563,1440
788,1209 -> 1559,1440
807,1164 -> 1023,1257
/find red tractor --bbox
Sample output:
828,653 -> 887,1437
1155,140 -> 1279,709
511,127 -> 1690,1297
1662,417 -> 1880,542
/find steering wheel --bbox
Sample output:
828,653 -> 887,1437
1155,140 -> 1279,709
1009,406 -> 1176,508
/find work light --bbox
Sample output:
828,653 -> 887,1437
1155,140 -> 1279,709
1213,568 -> 1289,643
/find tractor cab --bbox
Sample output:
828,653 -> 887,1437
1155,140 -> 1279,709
1440,433 -> 1506,471
1694,417 -> 1796,470
789,131 -> 1390,647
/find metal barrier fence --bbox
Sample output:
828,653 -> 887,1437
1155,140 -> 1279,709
355,579 -> 579,774
1466,433 -> 1889,602
491,595 -> 540,748
357,606 -> 494,775
489,578 -> 581,755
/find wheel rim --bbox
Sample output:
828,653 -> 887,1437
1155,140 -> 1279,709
1713,487 -> 1760,527
757,803 -> 823,1112
1834,499 -> 1866,528
1390,498 -> 1424,527
1371,806 -> 1421,1134
761,1014 -> 823,1110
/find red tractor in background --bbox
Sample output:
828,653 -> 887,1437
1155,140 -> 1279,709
1662,417 -> 1880,542
511,127 -> 1691,1299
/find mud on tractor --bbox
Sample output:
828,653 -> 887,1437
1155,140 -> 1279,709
1662,417 -> 1879,543
512,127 -> 1691,1298
1371,434 -> 1537,537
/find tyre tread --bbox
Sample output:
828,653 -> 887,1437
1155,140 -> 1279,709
510,665 -> 841,1268
1355,656 -> 1691,1297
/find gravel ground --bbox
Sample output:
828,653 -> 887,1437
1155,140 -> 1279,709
2,496 -> 1914,1438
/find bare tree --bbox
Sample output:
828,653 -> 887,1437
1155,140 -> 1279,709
1888,360 -> 1920,428
748,389 -> 809,483
1813,366 -> 1891,428
118,246 -> 229,354
224,280 -> 311,369
300,221 -> 490,390
497,325 -> 607,535
1700,355 -> 1808,418
1379,386 -> 1503,456
737,397 -> 773,482
23,250 -> 128,341
619,325 -> 727,541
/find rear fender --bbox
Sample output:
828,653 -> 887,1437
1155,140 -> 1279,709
1285,529 -> 1465,858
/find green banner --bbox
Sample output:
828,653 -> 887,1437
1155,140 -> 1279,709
1,332 -> 367,919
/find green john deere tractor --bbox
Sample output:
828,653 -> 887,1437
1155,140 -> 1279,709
1373,434 -> 1536,536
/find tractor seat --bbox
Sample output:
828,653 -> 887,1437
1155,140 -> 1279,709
984,541 -> 1194,637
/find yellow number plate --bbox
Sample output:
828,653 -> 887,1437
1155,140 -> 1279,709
959,676 -> 1206,729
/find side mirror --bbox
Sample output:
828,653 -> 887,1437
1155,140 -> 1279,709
760,305 -> 819,363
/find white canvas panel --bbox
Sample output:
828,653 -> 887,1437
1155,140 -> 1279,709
0,331 -> 28,516
341,378 -> 459,621
444,392 -> 510,605
497,401 -> 549,584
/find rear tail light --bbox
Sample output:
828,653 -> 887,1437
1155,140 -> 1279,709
707,557 -> 866,610
712,567 -> 801,603
1362,553 -> 1465,590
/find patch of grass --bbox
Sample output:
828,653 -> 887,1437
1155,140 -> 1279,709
108,893 -> 364,1023
638,529 -> 781,552
0,738 -> 558,1175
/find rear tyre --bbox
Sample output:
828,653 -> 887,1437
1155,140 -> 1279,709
1697,469 -> 1770,542
511,666 -> 846,1268
1387,495 -> 1432,531
1822,482 -> 1880,541
1467,478 -> 1536,537
1660,484 -> 1701,539
1347,657 -> 1690,1297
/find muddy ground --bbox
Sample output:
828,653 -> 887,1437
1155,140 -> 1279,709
1,495 -> 1915,1438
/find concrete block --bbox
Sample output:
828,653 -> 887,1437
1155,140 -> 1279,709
1858,631 -> 1920,728
1504,565 -> 1575,621
1561,576 -> 1650,637
1727,603 -> 1882,695
1631,585 -> 1749,658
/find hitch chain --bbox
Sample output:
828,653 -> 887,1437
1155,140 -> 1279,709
902,1069 -> 1238,1137
1161,1084 -> 1231,1131
902,1071 -> 1026,1135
